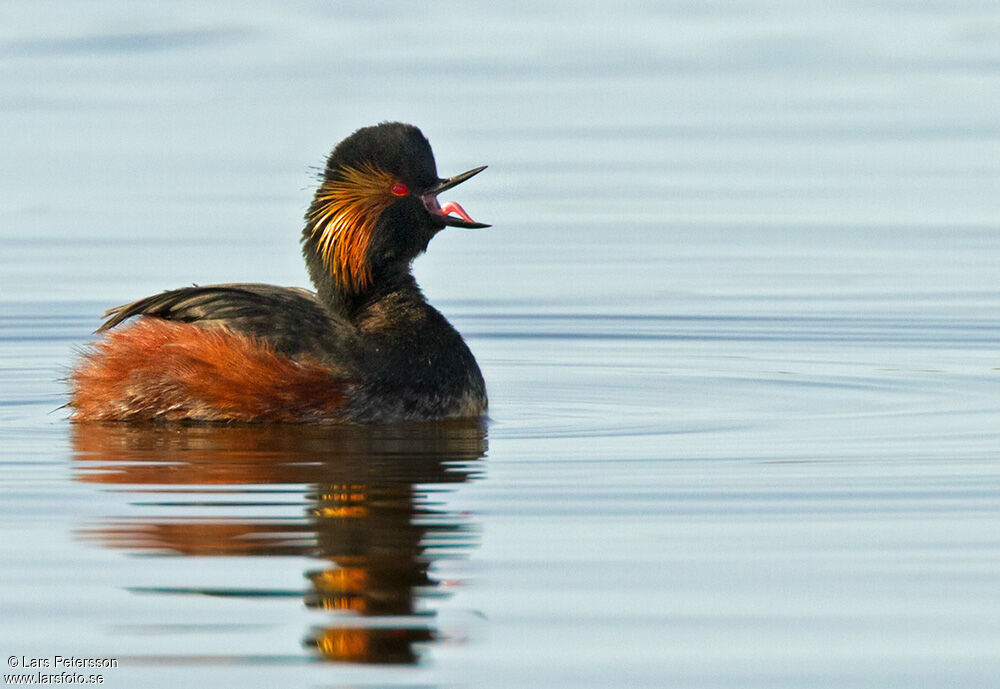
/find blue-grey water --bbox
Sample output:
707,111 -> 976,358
3,2 -> 1000,687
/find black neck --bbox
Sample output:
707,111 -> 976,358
303,240 -> 424,321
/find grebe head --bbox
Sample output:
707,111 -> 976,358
303,122 -> 488,295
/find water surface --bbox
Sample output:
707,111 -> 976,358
3,1 -> 1000,687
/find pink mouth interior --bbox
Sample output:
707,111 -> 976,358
438,200 -> 476,224
424,195 -> 478,224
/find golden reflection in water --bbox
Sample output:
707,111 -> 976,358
71,420 -> 487,665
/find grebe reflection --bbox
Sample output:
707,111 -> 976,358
72,420 -> 486,664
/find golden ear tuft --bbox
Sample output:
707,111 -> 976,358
307,163 -> 400,292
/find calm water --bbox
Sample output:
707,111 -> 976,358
3,2 -> 1000,687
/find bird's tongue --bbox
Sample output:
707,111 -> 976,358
439,200 -> 477,224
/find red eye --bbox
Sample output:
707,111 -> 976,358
391,183 -> 409,197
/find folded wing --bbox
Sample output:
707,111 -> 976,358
98,283 -> 356,362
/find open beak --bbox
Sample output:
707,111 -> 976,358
422,165 -> 490,229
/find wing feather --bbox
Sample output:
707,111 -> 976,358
97,283 -> 357,362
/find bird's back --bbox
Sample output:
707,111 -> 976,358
71,284 -> 358,422
98,283 -> 359,363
